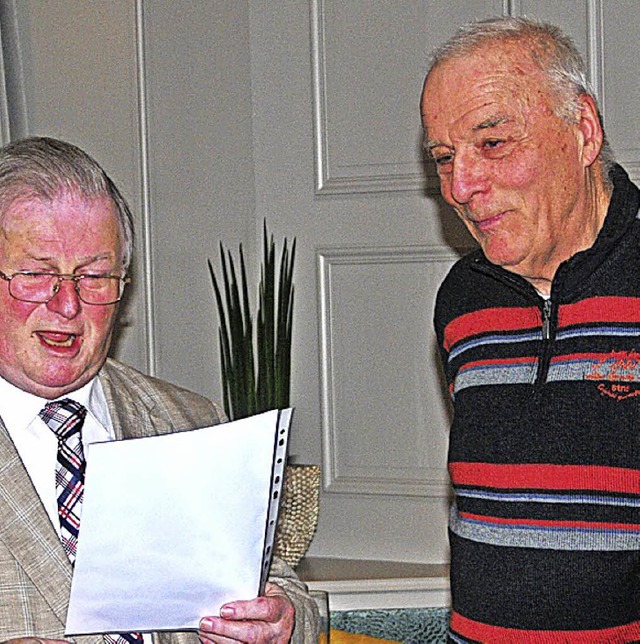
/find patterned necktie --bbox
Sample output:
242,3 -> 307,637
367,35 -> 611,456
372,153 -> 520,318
39,398 -> 87,563
40,399 -> 143,644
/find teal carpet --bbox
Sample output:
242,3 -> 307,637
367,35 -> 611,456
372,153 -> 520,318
330,608 -> 449,643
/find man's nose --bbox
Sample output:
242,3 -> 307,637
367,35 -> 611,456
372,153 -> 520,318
46,277 -> 81,318
449,151 -> 487,206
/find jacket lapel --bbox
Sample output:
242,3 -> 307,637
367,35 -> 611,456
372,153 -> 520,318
0,418 -> 72,628
99,367 -> 175,441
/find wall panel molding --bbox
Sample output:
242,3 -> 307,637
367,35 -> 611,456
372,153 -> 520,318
317,245 -> 464,497
310,0 -> 437,196
598,0 -> 640,182
581,0 -> 640,178
586,0 -> 604,107
0,0 -> 20,142
135,0 -> 155,376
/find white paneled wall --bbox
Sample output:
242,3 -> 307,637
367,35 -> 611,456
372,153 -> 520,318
317,246 -> 457,498
6,0 -> 640,564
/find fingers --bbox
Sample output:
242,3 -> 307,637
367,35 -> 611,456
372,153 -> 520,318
222,589 -> 288,623
198,585 -> 294,644
199,615 -> 268,643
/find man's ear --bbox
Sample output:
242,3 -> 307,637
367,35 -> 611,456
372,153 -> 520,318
577,93 -> 604,168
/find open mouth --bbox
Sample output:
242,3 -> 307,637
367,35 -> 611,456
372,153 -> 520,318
37,332 -> 77,348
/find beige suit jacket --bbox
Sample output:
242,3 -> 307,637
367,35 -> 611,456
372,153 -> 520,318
0,359 -> 318,643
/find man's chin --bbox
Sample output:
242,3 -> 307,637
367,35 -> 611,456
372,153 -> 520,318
16,369 -> 98,399
480,245 -> 523,271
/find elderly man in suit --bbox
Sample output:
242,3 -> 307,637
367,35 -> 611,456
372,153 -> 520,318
0,136 -> 317,644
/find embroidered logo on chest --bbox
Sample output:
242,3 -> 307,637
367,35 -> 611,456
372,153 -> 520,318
585,350 -> 640,400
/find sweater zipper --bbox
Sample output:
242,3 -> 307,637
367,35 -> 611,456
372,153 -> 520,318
471,258 -> 555,387
536,298 -> 554,387
541,298 -> 552,341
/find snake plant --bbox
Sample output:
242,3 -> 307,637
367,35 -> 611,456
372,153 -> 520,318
208,221 -> 296,420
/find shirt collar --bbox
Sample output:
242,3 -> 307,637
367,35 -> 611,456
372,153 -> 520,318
0,375 -> 104,430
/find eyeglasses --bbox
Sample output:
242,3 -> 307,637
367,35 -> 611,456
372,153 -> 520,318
0,270 -> 130,305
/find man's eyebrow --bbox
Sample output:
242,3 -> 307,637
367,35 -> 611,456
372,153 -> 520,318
424,138 -> 450,152
423,115 -> 512,150
423,113 -> 514,151
473,115 -> 511,131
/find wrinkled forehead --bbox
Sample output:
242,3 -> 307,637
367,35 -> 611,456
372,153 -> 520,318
425,37 -> 542,87
421,42 -> 549,134
1,189 -> 115,223
0,191 -> 124,254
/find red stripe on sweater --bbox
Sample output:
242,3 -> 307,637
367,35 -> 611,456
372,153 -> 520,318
458,511 -> 640,532
560,296 -> 640,327
549,351 -> 640,365
451,611 -> 640,643
443,306 -> 540,352
449,463 -> 640,495
460,356 -> 537,369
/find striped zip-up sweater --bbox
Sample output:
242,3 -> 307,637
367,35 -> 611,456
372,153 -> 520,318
435,165 -> 640,643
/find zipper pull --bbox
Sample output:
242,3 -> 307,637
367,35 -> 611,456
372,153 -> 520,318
542,299 -> 552,340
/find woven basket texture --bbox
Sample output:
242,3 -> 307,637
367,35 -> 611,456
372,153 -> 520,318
274,464 -> 321,568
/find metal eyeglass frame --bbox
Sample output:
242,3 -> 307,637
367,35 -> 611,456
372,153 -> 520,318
0,269 -> 131,305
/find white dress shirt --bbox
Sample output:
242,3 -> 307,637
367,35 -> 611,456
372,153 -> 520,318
0,374 -> 114,535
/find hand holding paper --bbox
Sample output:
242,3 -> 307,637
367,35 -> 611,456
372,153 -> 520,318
65,409 -> 291,636
198,581 -> 295,643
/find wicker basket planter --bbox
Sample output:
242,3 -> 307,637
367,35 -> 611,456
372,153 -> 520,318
274,463 -> 321,569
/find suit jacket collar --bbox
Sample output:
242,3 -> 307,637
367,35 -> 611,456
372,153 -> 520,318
99,361 -> 176,440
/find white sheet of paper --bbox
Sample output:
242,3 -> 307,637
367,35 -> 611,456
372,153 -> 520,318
65,408 -> 291,635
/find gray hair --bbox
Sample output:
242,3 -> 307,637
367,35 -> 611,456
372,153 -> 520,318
0,136 -> 134,270
426,16 -> 615,181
